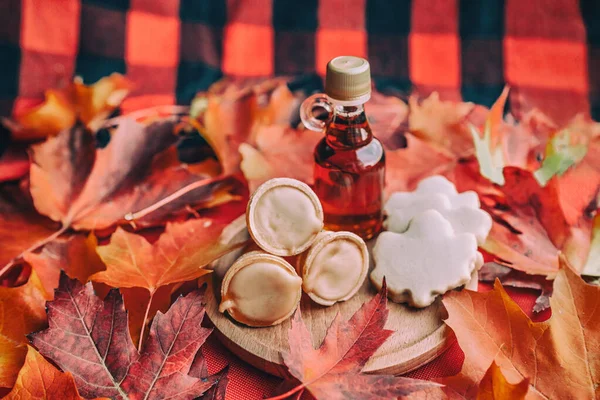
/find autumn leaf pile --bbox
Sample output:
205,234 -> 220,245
0,73 -> 599,399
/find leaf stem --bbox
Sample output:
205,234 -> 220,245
0,225 -> 69,279
103,105 -> 190,127
138,289 -> 155,352
264,384 -> 307,400
124,175 -> 227,223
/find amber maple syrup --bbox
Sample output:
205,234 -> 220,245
301,56 -> 385,240
314,105 -> 384,239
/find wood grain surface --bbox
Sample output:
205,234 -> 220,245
204,216 -> 452,377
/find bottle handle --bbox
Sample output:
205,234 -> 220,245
300,93 -> 333,132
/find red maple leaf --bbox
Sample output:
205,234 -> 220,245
267,282 -> 439,400
30,274 -> 216,400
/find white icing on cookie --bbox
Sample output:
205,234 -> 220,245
384,175 -> 480,215
383,175 -> 491,246
371,210 -> 484,308
247,178 -> 323,256
299,231 -> 368,306
385,202 -> 492,246
220,251 -> 302,326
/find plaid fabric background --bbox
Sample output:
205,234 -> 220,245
1,0 -> 599,122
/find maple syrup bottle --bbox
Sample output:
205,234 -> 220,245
301,56 -> 385,240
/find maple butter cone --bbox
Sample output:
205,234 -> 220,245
246,178 -> 324,257
219,251 -> 302,327
297,231 -> 369,306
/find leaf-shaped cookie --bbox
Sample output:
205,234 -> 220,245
384,175 -> 491,245
384,175 -> 479,214
372,210 -> 483,308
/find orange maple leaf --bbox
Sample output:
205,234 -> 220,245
91,217 -> 247,349
10,73 -> 130,141
0,184 -> 58,273
476,167 -> 597,276
440,258 -> 600,399
197,79 -> 301,175
385,134 -> 456,195
1,118 -> 239,278
0,271 -> 49,388
408,92 -> 476,158
474,361 -> 530,400
239,125 -> 322,191
23,234 -> 105,295
121,285 -> 175,347
4,346 -> 83,400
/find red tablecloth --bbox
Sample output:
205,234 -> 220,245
200,283 -> 550,399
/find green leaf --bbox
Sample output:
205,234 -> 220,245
534,130 -> 587,186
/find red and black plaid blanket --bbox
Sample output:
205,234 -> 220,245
1,0 -> 599,122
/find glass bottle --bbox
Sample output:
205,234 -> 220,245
300,56 -> 385,240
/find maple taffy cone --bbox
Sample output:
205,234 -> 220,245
219,251 -> 302,327
296,231 -> 369,306
246,178 -> 324,257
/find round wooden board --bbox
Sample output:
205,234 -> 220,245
205,217 -> 453,378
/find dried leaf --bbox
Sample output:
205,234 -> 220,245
364,91 -> 408,147
471,124 -> 505,186
486,87 -> 510,152
12,91 -> 75,141
23,233 -> 106,294
240,125 -> 321,191
4,346 -> 82,400
550,136 -> 600,228
479,167 -> 596,275
0,184 -> 58,271
0,338 -> 25,390
440,259 -> 600,399
478,262 -> 552,313
0,271 -> 48,387
499,110 -> 551,170
71,74 -> 131,129
409,92 -> 475,158
271,283 -> 439,400
1,117 -> 238,272
470,112 -> 600,273
533,130 -> 587,186
0,146 -> 29,182
92,217 -> 245,349
121,285 -> 174,347
471,87 -> 510,185
189,350 -> 210,379
194,364 -> 230,400
30,118 -> 233,230
189,349 -> 230,400
583,215 -> 600,276
199,80 -> 300,175
385,134 -> 455,195
92,217 -> 244,292
12,74 -> 130,140
475,362 -> 529,400
31,275 -> 215,399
